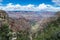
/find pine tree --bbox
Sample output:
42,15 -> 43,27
0,24 -> 9,40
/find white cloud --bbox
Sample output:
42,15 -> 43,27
0,3 -> 60,12
44,5 -> 60,12
37,3 -> 47,9
52,0 -> 60,6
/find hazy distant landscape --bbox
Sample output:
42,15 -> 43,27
7,11 -> 55,21
0,10 -> 60,40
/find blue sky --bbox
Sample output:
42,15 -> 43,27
1,0 -> 53,5
0,0 -> 60,11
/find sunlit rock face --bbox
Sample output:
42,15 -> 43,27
0,10 -> 9,27
9,17 -> 31,32
55,11 -> 60,18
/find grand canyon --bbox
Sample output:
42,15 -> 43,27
0,10 -> 60,40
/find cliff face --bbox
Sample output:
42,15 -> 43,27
0,10 -> 60,32
31,11 -> 60,34
0,10 -> 9,27
9,17 -> 31,32
3,11 -> 60,31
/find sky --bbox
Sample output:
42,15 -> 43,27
0,0 -> 60,11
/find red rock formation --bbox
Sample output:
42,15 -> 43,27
9,17 -> 31,32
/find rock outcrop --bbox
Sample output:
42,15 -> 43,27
9,17 -> 31,32
0,10 -> 9,27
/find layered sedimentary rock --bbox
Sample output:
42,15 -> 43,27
9,17 -> 31,32
0,10 -> 9,27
